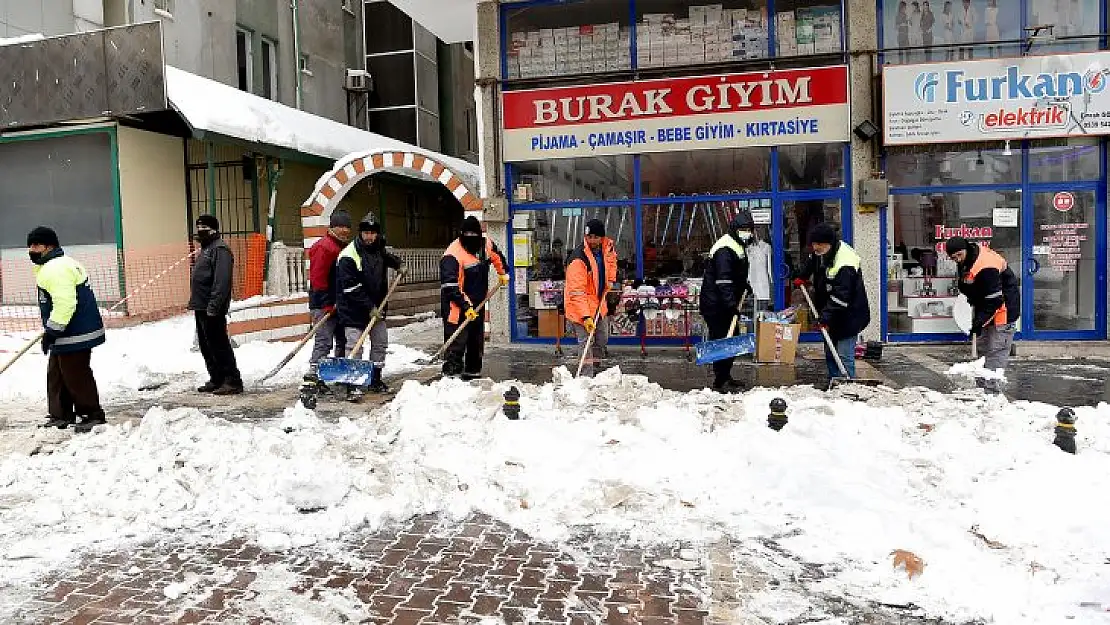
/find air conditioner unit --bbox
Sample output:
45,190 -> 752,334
345,69 -> 372,93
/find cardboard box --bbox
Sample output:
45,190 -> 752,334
538,309 -> 570,338
756,322 -> 801,364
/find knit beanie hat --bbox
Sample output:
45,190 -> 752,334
26,226 -> 60,247
195,215 -> 220,231
808,222 -> 837,245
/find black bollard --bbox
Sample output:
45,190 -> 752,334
1053,407 -> 1077,454
503,386 -> 521,421
768,398 -> 788,431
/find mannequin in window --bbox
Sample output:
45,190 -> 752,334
747,227 -> 774,307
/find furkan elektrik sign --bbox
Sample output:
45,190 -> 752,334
883,52 -> 1110,145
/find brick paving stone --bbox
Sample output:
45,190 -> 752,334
392,607 -> 432,625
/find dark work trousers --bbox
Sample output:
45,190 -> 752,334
443,315 -> 486,376
195,311 -> 242,387
704,314 -> 737,385
47,349 -> 103,420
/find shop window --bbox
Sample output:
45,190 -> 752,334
511,206 -> 637,339
1030,190 -> 1097,331
1027,139 -> 1101,183
505,0 -> 632,80
778,143 -> 844,190
774,0 -> 843,56
1027,0 -> 1101,54
886,147 -> 1020,188
510,156 -> 634,204
880,0 -> 1019,64
781,199 -> 842,330
640,147 -> 771,197
635,0 -> 769,68
886,190 -> 1022,335
641,199 -> 754,280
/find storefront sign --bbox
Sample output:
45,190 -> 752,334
883,52 -> 1110,145
1040,222 -> 1088,272
502,66 -> 850,161
1053,192 -> 1076,212
933,223 -> 992,253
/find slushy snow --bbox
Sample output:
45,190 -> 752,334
1,365 -> 1109,624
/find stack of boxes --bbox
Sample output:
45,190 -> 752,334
504,3 -> 841,78
507,22 -> 631,79
777,5 -> 841,56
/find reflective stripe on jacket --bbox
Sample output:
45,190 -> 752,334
698,233 -> 749,318
440,238 -> 507,324
34,249 -> 106,354
564,236 -> 618,325
815,241 -> 871,341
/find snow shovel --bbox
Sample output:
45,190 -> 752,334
0,332 -> 44,377
797,286 -> 881,391
575,288 -> 611,378
316,272 -> 405,386
257,310 -> 334,385
695,294 -> 755,365
418,283 -> 502,366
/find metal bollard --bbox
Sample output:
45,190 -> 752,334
1053,407 -> 1077,454
768,398 -> 788,431
503,386 -> 521,421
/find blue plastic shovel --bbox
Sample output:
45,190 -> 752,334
317,272 -> 405,386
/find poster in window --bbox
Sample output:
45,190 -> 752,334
881,0 -> 1020,60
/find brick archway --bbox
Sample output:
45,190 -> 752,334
300,150 -> 483,249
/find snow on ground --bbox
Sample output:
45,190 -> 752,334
947,356 -> 1007,381
1,366 -> 1109,623
0,314 -> 440,419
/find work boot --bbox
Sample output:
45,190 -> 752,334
212,382 -> 244,396
303,367 -> 331,394
346,386 -> 365,403
196,380 -> 220,393
73,412 -> 106,433
41,415 -> 75,429
368,368 -> 389,394
461,371 -> 481,382
711,378 -> 744,394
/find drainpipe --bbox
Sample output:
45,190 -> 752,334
291,0 -> 303,110
263,158 -> 284,290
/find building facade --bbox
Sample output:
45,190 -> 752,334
387,0 -> 1110,345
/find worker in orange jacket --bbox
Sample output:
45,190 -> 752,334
439,216 -> 508,379
564,219 -> 619,374
946,236 -> 1020,394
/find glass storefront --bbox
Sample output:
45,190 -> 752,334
504,0 -> 845,80
884,139 -> 1106,341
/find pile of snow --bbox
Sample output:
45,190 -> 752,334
947,357 -> 1007,381
0,314 -> 438,411
1,368 -> 1109,623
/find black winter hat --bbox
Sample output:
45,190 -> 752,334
461,215 -> 483,235
26,226 -> 60,248
730,209 -> 755,231
808,222 -> 837,245
359,216 -> 380,233
945,236 -> 971,256
195,214 -> 220,231
330,210 -> 353,229
585,218 -> 606,237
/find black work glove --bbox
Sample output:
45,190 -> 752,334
969,320 -> 983,337
41,333 -> 56,354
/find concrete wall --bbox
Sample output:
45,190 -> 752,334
0,0 -> 77,36
847,0 -> 880,342
438,42 -> 479,163
298,0 -> 362,124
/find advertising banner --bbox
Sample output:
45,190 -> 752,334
883,52 -> 1110,145
502,66 -> 850,162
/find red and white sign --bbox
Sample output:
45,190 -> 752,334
501,66 -> 850,162
1053,192 -> 1075,212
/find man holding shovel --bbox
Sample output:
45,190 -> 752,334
945,236 -> 1020,394
794,223 -> 870,381
699,210 -> 755,393
303,210 -> 352,392
335,216 -> 406,400
564,219 -> 619,376
28,227 -> 107,432
440,216 -> 508,380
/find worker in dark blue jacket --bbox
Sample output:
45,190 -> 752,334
699,210 -> 755,393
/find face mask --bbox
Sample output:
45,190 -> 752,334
461,234 -> 484,255
28,251 -> 44,264
737,231 -> 753,243
193,230 -> 216,244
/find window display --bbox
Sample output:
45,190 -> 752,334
505,0 -> 632,80
639,148 -> 771,197
1027,0 -> 1101,53
636,0 -> 770,67
886,191 -> 1021,335
886,147 -> 1020,188
510,156 -> 634,203
881,0 -> 1020,63
778,143 -> 845,190
775,1 -> 843,56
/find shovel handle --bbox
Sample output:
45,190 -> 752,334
971,335 -> 978,359
427,283 -> 503,364
348,271 -> 406,359
798,284 -> 850,379
575,288 -> 610,377
0,332 -> 44,377
258,310 -> 333,383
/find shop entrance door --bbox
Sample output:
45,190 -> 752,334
1022,188 -> 1106,339
773,197 -> 845,334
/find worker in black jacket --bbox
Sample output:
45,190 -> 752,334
335,216 -> 405,399
189,215 -> 242,395
794,223 -> 870,379
699,210 -> 755,393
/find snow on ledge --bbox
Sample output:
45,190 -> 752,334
0,33 -> 45,46
164,66 -> 481,193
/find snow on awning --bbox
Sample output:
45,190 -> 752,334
386,0 -> 478,44
165,66 -> 481,193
